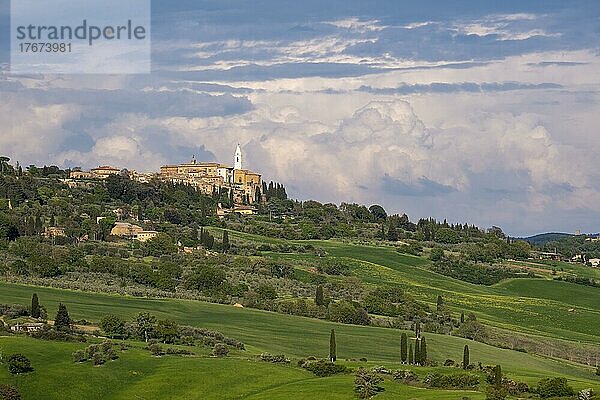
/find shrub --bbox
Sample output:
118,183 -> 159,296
372,366 -> 392,375
7,354 -> 33,374
300,359 -> 349,377
166,347 -> 194,356
85,344 -> 100,360
444,359 -> 456,366
211,343 -> 229,357
260,353 -> 289,363
91,352 -> 106,366
105,348 -> 119,360
30,326 -> 87,342
0,384 -> 21,400
393,370 -> 419,383
148,343 -> 164,356
536,377 -> 574,398
354,368 -> 385,399
72,350 -> 87,363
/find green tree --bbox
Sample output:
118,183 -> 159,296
222,230 -> 230,253
7,354 -> 33,374
400,333 -> 408,364
156,319 -> 179,344
408,343 -> 414,365
420,336 -> 427,365
430,247 -> 444,261
536,377 -> 574,398
315,285 -> 324,307
134,312 -> 156,342
436,295 -> 444,315
329,329 -> 336,362
486,364 -> 508,400
185,265 -> 226,291
369,205 -> 387,221
54,303 -> 71,332
414,338 -> 421,365
99,314 -> 125,338
30,293 -> 40,319
463,345 -> 470,369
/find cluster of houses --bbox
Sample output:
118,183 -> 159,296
66,144 -> 262,210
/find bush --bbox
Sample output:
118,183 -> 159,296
536,377 -> 574,398
0,384 -> 21,400
424,372 -> 480,389
72,350 -> 87,363
30,326 -> 87,342
166,347 -> 194,356
211,343 -> 229,357
354,368 -> 385,399
148,343 -> 164,356
91,352 -> 106,366
393,370 -> 419,383
7,354 -> 33,374
260,353 -> 289,364
300,359 -> 349,377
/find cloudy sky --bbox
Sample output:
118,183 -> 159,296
1,0 -> 599,236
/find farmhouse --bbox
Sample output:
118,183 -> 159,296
111,222 -> 143,237
10,322 -> 45,333
135,231 -> 159,242
44,226 -> 66,239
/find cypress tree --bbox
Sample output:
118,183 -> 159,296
222,230 -> 230,253
329,329 -> 336,362
492,365 -> 502,387
460,312 -> 465,324
415,321 -> 421,338
420,336 -> 427,365
54,303 -> 71,332
408,343 -> 414,365
315,285 -> 324,307
463,345 -> 470,369
414,338 -> 421,365
31,293 -> 40,319
400,333 -> 408,364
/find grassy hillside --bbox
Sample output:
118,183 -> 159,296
235,232 -> 600,343
0,336 -> 493,400
0,282 -> 598,394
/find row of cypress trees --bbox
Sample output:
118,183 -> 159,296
400,333 -> 428,365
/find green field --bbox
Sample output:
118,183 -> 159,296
0,282 -> 599,399
213,229 -> 600,343
2,231 -> 600,399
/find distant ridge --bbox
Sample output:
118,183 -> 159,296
521,232 -> 573,246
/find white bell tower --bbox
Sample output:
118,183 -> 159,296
234,143 -> 242,170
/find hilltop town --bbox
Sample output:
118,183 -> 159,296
68,144 -> 263,209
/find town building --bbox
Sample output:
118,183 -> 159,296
135,231 -> 159,242
66,145 -> 262,207
110,222 -> 143,237
159,145 -> 262,204
44,226 -> 66,239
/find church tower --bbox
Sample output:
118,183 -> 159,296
234,143 -> 242,170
